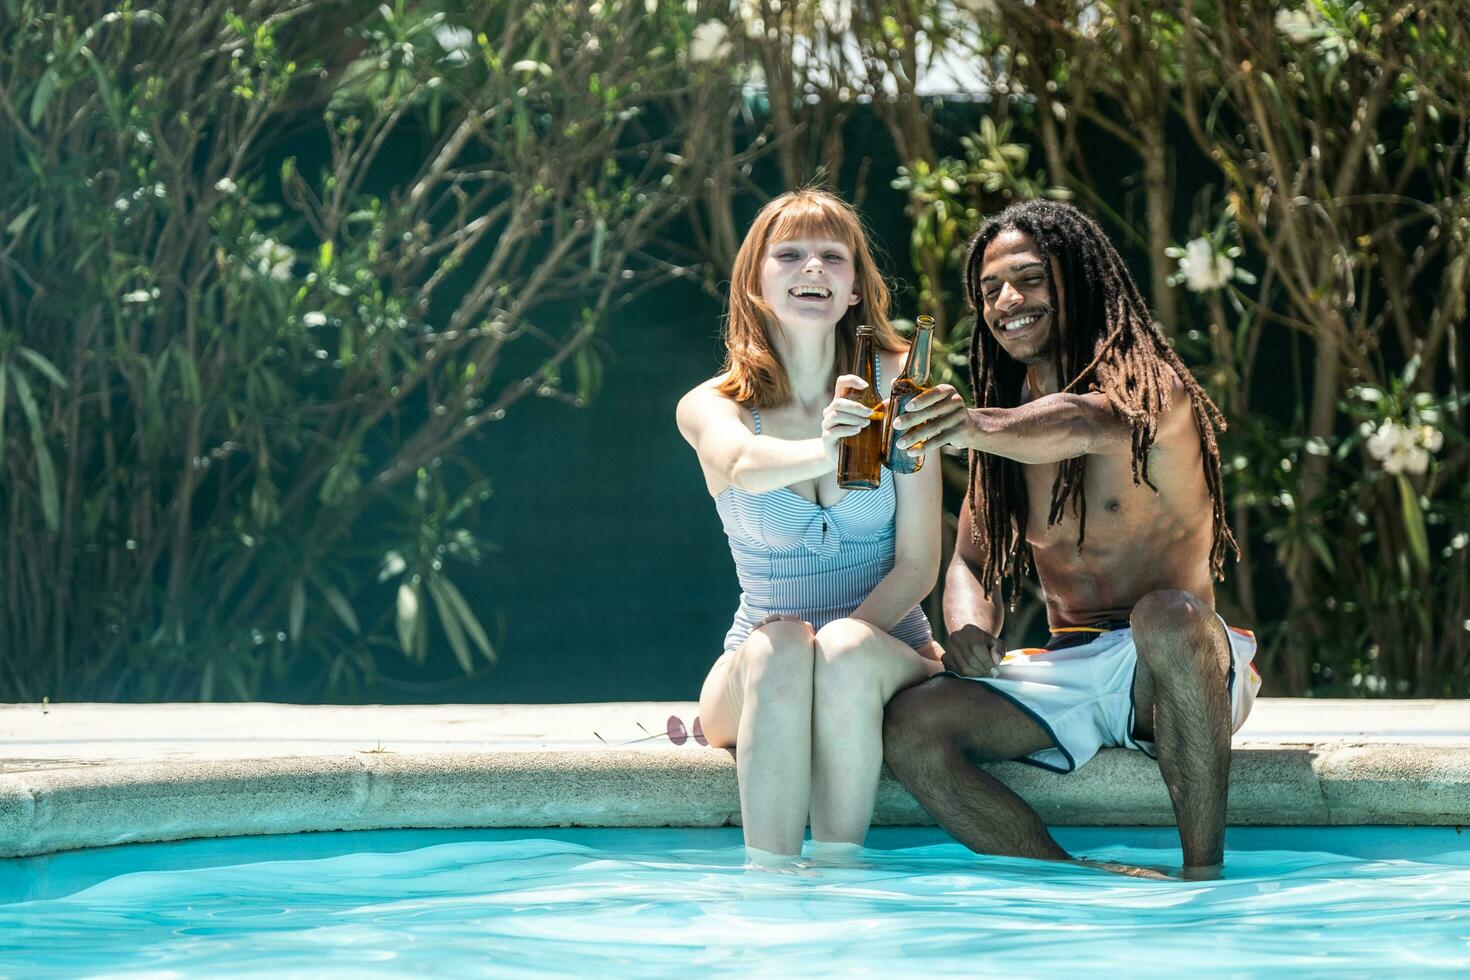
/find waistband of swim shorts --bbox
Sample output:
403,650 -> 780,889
1041,619 -> 1134,652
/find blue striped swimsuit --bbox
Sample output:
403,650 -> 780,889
714,405 -> 934,655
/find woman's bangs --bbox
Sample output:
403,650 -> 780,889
765,200 -> 860,253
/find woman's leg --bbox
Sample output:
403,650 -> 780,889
808,619 -> 943,845
698,619 -> 817,857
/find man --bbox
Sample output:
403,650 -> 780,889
885,199 -> 1259,878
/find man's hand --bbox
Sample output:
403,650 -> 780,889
941,624 -> 1005,677
892,384 -> 974,452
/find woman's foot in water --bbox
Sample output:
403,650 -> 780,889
743,845 -> 816,875
805,840 -> 868,867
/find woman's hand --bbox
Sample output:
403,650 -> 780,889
821,374 -> 881,463
892,383 -> 974,452
755,612 -> 812,630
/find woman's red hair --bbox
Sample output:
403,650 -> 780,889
718,189 -> 904,408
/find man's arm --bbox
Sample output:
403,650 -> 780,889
940,496 -> 1008,677
895,388 -> 1133,464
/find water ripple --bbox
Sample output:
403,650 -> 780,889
2,831 -> 1468,976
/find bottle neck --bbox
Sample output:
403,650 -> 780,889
850,329 -> 878,402
899,326 -> 933,385
853,332 -> 875,373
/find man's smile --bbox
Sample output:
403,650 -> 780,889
997,309 -> 1048,339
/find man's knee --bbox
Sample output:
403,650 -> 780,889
1132,589 -> 1226,675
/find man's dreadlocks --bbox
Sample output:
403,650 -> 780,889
963,200 -> 1238,606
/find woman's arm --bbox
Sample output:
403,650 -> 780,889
849,457 -> 942,631
675,377 -> 877,496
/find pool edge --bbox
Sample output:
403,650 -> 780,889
3,701 -> 1468,858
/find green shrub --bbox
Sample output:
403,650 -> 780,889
0,0 -> 699,699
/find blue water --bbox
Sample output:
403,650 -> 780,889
3,827 -> 1469,976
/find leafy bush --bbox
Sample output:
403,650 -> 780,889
0,0 -> 700,699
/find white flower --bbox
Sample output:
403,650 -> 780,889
434,25 -> 473,64
215,177 -> 238,194
1417,425 -> 1444,452
1275,8 -> 1322,44
435,25 -> 472,51
1365,425 -> 1392,460
1366,420 -> 1414,462
689,20 -> 731,64
1380,436 -> 1430,476
122,288 -> 159,304
303,311 -> 328,327
1178,237 -> 1234,293
251,237 -> 295,281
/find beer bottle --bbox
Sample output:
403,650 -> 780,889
836,324 -> 884,490
883,315 -> 935,474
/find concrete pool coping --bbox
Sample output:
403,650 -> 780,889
1,699 -> 1467,858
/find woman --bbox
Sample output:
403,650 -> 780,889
676,189 -> 943,861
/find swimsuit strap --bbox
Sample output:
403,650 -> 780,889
750,407 -> 762,434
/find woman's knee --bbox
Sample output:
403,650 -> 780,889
813,619 -> 895,702
813,617 -> 886,673
740,620 -> 817,696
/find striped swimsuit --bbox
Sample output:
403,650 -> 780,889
714,405 -> 934,655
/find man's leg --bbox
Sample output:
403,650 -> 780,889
1129,589 -> 1233,876
882,675 -> 1068,861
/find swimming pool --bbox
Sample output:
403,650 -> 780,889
4,826 -> 1469,975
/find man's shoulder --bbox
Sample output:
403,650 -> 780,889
1156,363 -> 1219,443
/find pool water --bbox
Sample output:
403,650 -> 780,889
3,827 -> 1469,976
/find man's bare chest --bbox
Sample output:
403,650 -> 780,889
1020,454 -> 1182,551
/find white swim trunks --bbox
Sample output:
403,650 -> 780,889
947,616 -> 1261,773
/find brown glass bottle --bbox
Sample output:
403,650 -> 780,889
836,324 -> 885,490
883,315 -> 936,474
